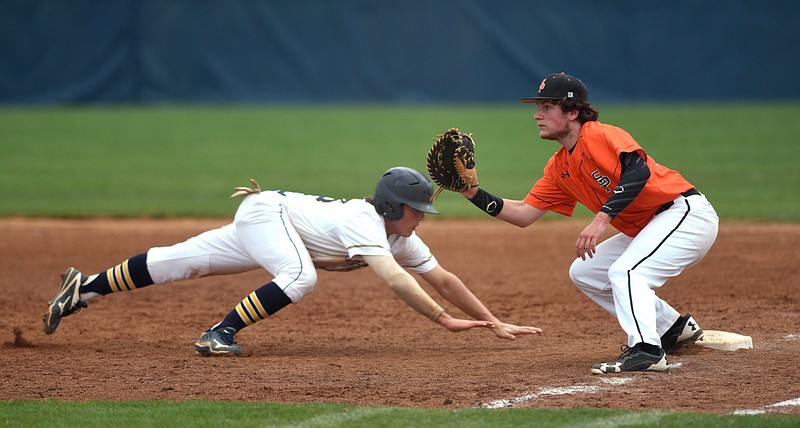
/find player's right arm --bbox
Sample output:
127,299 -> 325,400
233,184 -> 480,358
362,254 -> 494,332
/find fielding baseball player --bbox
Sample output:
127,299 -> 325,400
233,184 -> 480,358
43,167 -> 542,356
459,73 -> 718,374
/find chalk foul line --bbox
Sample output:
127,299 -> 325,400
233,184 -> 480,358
732,397 -> 800,415
481,379 -> 633,409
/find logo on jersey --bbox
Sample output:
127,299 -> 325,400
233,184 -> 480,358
591,170 -> 612,193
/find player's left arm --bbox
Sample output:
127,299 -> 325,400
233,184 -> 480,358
420,265 -> 543,340
576,151 -> 650,259
461,186 -> 548,228
598,151 -> 650,219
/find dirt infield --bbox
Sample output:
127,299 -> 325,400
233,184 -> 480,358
1,218 -> 798,414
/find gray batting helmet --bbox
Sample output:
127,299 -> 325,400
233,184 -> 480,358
373,167 -> 439,221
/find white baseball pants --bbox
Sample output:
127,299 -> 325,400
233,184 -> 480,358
569,193 -> 719,348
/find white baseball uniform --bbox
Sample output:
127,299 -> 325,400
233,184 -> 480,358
147,191 -> 438,303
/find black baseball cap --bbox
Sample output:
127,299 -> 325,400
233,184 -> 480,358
520,72 -> 588,103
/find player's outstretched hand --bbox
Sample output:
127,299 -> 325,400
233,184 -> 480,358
491,322 -> 543,340
436,313 -> 494,332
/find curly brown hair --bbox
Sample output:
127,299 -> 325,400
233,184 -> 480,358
559,98 -> 599,123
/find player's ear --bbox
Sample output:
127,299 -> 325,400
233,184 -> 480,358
385,202 -> 396,216
566,106 -> 581,121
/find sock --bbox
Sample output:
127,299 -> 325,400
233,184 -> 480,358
82,253 -> 154,295
213,281 -> 292,332
638,342 -> 663,356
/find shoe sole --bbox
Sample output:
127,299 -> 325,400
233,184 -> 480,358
43,268 -> 83,335
194,342 -> 242,357
591,366 -> 670,375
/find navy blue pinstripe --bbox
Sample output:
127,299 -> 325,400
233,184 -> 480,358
278,205 -> 305,293
627,198 -> 692,344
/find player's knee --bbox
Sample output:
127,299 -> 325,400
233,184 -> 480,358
277,269 -> 318,303
569,258 -> 590,287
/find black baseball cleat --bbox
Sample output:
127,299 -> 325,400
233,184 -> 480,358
43,267 -> 88,335
195,327 -> 243,356
591,343 -> 669,374
661,313 -> 704,354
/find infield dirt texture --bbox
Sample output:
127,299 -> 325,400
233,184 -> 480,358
1,217 -> 798,414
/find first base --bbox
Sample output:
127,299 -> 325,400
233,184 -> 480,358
696,330 -> 753,351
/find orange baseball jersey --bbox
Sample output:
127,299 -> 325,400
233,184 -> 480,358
523,121 -> 695,237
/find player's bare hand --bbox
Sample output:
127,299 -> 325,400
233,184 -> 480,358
491,322 -> 543,340
576,212 -> 611,260
436,313 -> 494,332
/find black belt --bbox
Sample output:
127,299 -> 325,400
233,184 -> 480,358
681,188 -> 701,198
654,188 -> 700,216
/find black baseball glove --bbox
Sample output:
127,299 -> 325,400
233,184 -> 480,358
426,128 -> 479,201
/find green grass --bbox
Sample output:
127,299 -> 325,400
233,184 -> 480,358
1,102 -> 798,219
0,400 -> 797,427
2,103 -> 799,424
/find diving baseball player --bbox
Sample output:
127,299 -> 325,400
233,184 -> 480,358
43,167 -> 542,356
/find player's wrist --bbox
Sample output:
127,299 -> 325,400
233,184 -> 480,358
594,211 -> 613,224
468,188 -> 504,217
461,186 -> 479,199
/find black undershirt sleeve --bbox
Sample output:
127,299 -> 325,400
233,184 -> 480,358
599,151 -> 650,219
